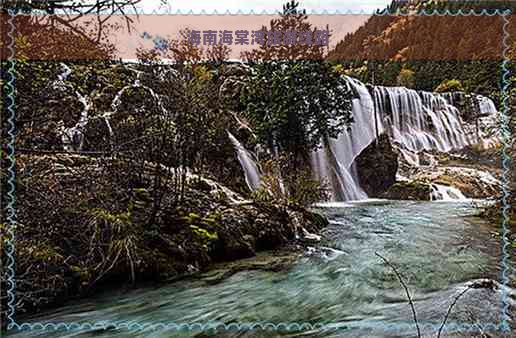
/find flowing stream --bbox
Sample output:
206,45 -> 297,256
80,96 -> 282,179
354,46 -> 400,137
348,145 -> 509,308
11,200 -> 514,337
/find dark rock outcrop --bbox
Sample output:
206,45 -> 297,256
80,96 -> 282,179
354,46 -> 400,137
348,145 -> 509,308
355,133 -> 398,197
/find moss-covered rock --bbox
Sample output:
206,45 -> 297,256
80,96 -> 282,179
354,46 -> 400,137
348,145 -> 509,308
304,210 -> 330,230
381,180 -> 431,200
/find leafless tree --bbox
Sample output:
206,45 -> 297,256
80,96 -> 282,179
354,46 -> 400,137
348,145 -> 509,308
1,1 -> 169,45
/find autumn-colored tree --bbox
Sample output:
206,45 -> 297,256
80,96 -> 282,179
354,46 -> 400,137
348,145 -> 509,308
396,68 -> 415,88
206,44 -> 232,63
328,0 -> 515,95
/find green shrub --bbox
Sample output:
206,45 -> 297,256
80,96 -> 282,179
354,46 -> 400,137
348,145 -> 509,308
396,68 -> 415,88
434,79 -> 464,93
189,225 -> 218,248
285,169 -> 330,207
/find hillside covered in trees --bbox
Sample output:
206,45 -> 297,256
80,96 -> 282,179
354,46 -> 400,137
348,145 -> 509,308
329,0 -> 516,96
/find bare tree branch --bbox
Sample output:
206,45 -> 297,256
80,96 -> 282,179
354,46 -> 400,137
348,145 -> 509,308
375,252 -> 421,338
2,0 -> 147,45
437,285 -> 474,338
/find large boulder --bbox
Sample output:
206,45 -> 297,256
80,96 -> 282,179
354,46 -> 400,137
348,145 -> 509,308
355,133 -> 398,196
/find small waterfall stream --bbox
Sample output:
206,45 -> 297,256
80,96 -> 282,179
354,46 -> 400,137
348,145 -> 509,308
430,183 -> 468,201
56,64 -> 176,152
227,131 -> 262,191
54,63 -> 91,151
477,94 -> 498,115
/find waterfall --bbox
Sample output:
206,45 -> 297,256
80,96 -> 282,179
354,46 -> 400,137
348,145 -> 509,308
54,64 -> 177,151
227,131 -> 262,191
474,95 -> 500,149
311,77 -> 382,201
430,183 -> 467,201
438,92 -> 499,147
50,64 -> 498,202
374,87 -> 469,153
311,77 -> 498,201
477,94 -> 498,115
106,68 -> 172,141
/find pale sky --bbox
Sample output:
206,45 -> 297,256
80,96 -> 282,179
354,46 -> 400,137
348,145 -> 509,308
112,14 -> 371,58
48,1 -> 392,59
137,0 -> 392,14
110,0 -> 393,58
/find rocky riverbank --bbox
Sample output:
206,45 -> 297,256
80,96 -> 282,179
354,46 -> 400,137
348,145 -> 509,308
0,153 -> 328,320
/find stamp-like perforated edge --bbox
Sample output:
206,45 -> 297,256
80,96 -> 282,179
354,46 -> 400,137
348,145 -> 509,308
3,7 -> 513,335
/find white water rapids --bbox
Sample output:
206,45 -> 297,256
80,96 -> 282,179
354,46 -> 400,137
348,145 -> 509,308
430,183 -> 468,201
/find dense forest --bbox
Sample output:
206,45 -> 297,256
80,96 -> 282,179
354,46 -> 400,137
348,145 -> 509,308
329,0 -> 516,98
